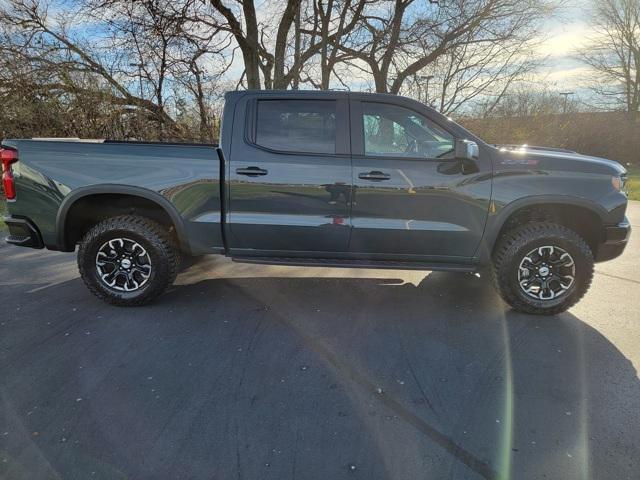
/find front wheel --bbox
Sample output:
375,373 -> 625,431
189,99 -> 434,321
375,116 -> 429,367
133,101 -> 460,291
77,215 -> 180,306
493,222 -> 594,315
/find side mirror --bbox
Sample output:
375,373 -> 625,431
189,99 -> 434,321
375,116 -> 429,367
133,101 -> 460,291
454,139 -> 479,160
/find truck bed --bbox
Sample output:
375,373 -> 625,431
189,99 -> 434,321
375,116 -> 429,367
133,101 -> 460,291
2,139 -> 224,255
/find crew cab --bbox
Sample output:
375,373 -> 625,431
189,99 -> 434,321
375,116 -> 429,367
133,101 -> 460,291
2,90 -> 631,314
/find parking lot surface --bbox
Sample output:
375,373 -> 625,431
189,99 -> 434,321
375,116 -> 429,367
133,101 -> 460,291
1,202 -> 639,479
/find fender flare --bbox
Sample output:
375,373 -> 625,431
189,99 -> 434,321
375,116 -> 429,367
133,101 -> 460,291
477,195 -> 607,261
56,184 -> 191,253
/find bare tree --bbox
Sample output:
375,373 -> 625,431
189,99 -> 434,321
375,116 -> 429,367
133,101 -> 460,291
339,0 -> 554,95
94,0 -> 232,140
172,34 -> 233,141
405,31 -> 544,115
0,51 -> 125,139
578,0 -> 640,117
0,0 -> 564,141
208,0 -> 369,89
208,0 -> 303,89
296,0 -> 369,89
471,85 -> 581,118
0,0 -> 181,136
209,0 -> 268,89
0,0 -> 232,140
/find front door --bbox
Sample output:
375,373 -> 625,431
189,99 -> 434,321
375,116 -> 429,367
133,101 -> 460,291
227,95 -> 352,255
348,98 -> 491,260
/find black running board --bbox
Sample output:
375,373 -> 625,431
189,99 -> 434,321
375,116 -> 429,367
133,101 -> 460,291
231,256 -> 476,272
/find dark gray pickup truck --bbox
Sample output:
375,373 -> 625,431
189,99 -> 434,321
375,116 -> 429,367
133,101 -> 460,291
2,90 -> 631,314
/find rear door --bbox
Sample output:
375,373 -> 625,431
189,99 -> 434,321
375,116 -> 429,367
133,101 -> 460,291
226,94 -> 352,255
348,97 -> 491,260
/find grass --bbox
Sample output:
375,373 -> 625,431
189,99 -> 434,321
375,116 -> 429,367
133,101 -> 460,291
626,165 -> 640,201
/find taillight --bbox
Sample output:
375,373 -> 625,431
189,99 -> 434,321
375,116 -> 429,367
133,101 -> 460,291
1,147 -> 18,200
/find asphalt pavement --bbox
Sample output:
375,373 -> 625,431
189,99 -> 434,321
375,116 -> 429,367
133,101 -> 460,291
1,203 -> 639,480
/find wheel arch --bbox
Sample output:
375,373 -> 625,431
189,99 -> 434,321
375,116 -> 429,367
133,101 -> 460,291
479,195 -> 607,261
56,185 -> 191,254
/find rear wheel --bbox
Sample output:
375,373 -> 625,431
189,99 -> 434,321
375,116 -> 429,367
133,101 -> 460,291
493,222 -> 594,315
78,215 -> 179,306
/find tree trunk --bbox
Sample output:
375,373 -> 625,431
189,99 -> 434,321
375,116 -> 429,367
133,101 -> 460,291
373,70 -> 388,93
243,49 -> 261,89
319,0 -> 334,89
292,4 -> 301,89
273,0 -> 300,89
243,0 -> 261,89
210,0 -> 261,89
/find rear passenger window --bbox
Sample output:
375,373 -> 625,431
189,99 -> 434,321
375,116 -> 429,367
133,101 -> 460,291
255,100 -> 336,154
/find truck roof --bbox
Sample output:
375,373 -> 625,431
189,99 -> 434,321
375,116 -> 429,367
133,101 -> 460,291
224,89 -> 406,102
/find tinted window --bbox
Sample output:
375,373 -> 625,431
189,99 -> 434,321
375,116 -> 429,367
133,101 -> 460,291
362,102 -> 454,158
256,100 -> 336,154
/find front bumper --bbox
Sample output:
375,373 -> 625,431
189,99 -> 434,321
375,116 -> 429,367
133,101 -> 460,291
595,218 -> 631,262
3,216 -> 44,249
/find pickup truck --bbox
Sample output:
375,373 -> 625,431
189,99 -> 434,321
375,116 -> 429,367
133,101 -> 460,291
2,90 -> 631,314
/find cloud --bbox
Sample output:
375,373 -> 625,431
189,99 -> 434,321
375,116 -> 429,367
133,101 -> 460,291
536,24 -> 593,59
530,18 -> 601,90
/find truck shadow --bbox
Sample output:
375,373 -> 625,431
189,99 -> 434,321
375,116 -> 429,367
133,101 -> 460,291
3,267 -> 639,480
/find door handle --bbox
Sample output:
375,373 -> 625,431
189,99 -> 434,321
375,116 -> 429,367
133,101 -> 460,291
236,166 -> 268,177
358,171 -> 391,181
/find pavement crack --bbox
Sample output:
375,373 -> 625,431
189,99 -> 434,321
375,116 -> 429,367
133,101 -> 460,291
272,313 -> 499,480
406,356 -> 440,419
596,270 -> 640,285
235,422 -> 244,480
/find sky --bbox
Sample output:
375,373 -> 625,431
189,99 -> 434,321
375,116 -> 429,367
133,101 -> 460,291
533,1 -> 594,94
212,0 -> 600,99
32,0 -> 603,104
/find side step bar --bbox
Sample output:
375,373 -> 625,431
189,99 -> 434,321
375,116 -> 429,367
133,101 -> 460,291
231,256 -> 476,272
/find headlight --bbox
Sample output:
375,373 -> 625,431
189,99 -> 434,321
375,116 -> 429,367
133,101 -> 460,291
612,174 -> 627,193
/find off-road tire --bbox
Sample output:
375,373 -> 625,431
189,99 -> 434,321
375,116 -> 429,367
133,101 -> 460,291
78,215 -> 180,306
493,222 -> 594,315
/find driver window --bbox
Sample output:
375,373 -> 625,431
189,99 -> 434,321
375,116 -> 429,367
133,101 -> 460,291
362,102 -> 454,158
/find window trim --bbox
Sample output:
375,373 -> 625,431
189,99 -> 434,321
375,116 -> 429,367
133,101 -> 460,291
245,97 -> 350,157
350,99 -> 458,162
